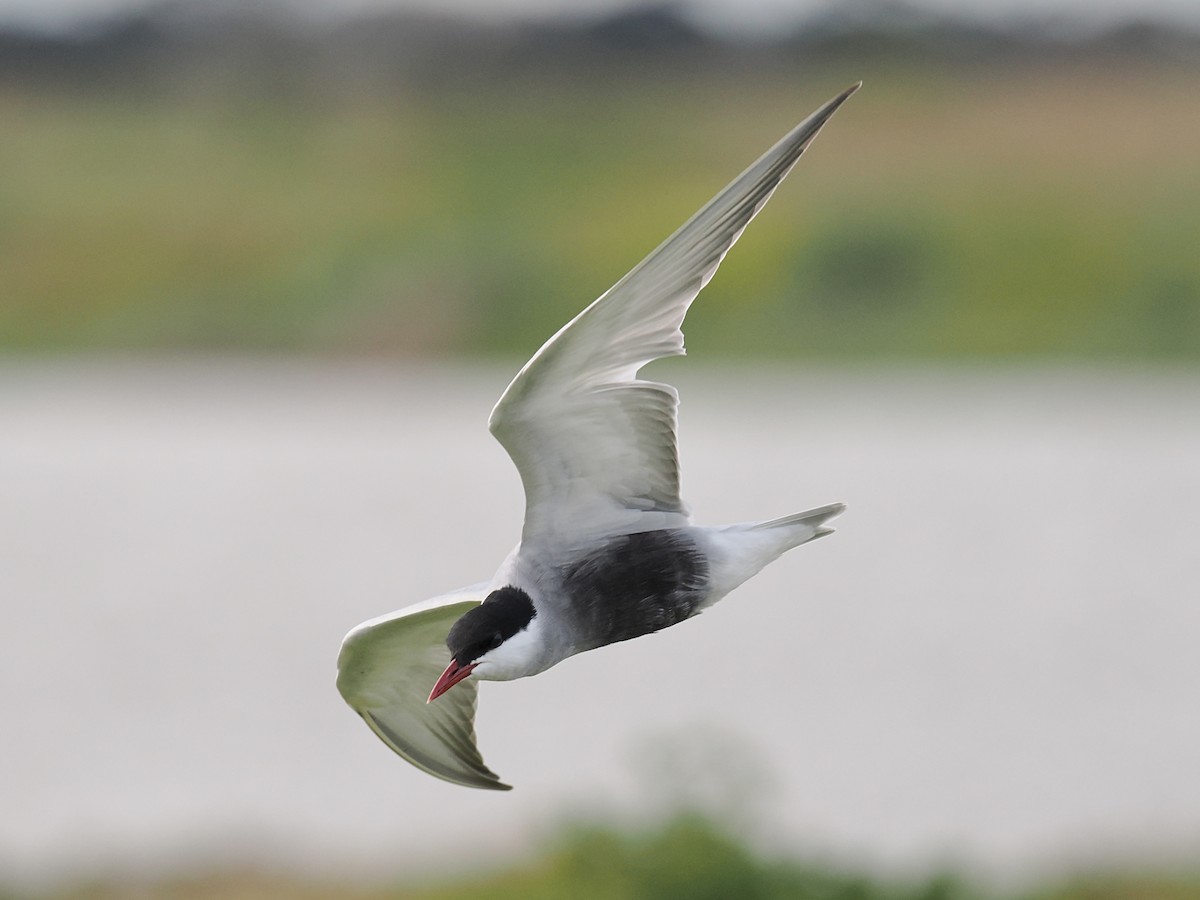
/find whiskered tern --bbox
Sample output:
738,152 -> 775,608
337,83 -> 858,790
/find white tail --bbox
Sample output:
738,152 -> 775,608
695,502 -> 845,603
751,501 -> 846,547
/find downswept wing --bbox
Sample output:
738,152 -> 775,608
336,585 -> 510,791
489,84 -> 860,546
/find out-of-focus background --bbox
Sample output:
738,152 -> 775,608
3,0 -> 1199,897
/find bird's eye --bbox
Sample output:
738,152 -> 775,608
488,632 -> 504,651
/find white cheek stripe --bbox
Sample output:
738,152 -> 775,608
472,615 -> 546,682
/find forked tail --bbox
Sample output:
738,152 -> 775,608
697,502 -> 846,603
752,501 -> 846,548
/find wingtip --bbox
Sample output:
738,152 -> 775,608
793,82 -> 861,144
470,773 -> 514,791
464,771 -> 513,791
831,81 -> 862,106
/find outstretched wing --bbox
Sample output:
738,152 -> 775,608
489,84 -> 860,546
336,585 -> 510,791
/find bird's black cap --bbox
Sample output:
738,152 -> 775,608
446,586 -> 536,665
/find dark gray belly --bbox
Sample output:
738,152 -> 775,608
559,529 -> 710,650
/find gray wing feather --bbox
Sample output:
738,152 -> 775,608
336,588 -> 510,791
489,84 -> 860,545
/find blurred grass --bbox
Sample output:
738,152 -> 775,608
2,60 -> 1199,359
14,813 -> 1200,899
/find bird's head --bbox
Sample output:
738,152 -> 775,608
428,585 -> 538,702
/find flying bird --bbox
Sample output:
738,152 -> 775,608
336,84 -> 858,790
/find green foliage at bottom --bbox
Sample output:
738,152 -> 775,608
13,814 -> 1200,900
404,814 -> 1191,900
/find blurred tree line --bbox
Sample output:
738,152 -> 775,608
2,2 -> 1198,361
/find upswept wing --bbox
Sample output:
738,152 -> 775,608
336,585 -> 510,790
489,84 -> 860,545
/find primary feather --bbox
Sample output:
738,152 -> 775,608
337,586 -> 510,790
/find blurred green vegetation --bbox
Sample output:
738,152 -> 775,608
14,812 -> 1200,899
2,54 -> 1199,361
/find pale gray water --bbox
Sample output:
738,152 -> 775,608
2,359 -> 1198,887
